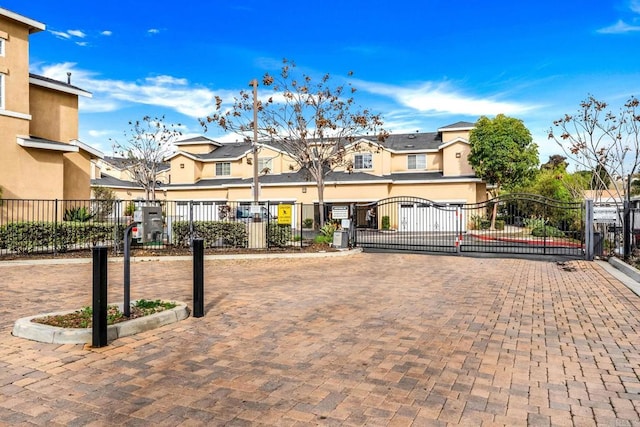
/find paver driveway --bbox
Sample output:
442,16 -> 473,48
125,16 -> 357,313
1,253 -> 639,426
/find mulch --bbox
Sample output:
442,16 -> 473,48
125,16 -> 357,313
0,243 -> 338,261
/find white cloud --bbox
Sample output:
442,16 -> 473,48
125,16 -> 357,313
631,0 -> 640,14
33,62 -> 222,118
597,19 -> 640,34
101,30 -> 113,36
148,28 -> 160,35
67,29 -> 86,38
88,130 -> 114,138
50,30 -> 71,39
356,80 -> 537,116
76,42 -> 89,47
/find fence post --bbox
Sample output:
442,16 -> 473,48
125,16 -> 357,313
92,246 -> 108,347
624,200 -> 631,260
193,238 -> 204,318
189,200 -> 194,249
54,199 -> 58,256
585,199 -> 594,261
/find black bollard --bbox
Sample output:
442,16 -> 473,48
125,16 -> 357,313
193,238 -> 204,318
92,246 -> 108,347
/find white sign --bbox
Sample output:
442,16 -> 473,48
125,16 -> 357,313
594,206 -> 618,223
331,206 -> 349,220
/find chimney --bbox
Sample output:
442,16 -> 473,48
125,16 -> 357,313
67,72 -> 71,84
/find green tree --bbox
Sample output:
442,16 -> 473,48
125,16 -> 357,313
111,116 -> 181,202
91,186 -> 117,221
200,59 -> 388,225
468,114 -> 539,228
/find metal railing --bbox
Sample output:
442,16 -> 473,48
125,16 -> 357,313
0,199 -> 326,257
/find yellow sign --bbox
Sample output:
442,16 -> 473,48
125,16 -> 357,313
278,204 -> 292,225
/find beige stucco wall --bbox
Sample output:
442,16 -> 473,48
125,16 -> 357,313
175,143 -> 216,155
441,130 -> 470,143
0,16 -> 30,115
29,85 -> 79,142
63,150 -> 93,199
390,152 -> 440,172
442,142 -> 474,177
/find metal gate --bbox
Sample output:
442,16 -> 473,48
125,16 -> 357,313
354,194 -> 585,258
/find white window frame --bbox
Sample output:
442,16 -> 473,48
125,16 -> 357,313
354,153 -> 373,170
215,162 -> 231,176
0,39 -> 4,57
258,157 -> 272,173
407,154 -> 426,170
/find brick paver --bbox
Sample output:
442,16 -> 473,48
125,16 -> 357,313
1,253 -> 639,426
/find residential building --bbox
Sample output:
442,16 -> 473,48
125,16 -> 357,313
92,122 -> 487,222
0,7 -> 100,208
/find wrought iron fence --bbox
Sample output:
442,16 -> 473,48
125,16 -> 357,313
354,194 -> 585,257
0,199 -> 323,257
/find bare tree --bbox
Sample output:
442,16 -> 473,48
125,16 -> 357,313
548,95 -> 640,203
111,116 -> 181,201
200,59 -> 388,224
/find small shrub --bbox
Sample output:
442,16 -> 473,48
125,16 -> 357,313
268,223 -> 292,247
302,218 -> 313,228
531,225 -> 565,238
381,216 -> 390,230
494,219 -> 505,231
64,207 -> 94,222
124,202 -> 136,217
524,217 -> 546,230
314,234 -> 333,244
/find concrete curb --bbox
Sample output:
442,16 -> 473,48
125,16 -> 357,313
0,247 -> 362,266
597,258 -> 640,298
12,301 -> 190,345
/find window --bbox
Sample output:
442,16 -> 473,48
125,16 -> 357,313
258,157 -> 272,173
215,162 -> 230,176
408,154 -> 426,170
354,153 -> 373,170
0,39 -> 4,57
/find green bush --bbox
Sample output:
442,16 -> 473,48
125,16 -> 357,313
381,215 -> 390,230
268,223 -> 292,247
0,221 -> 120,254
314,234 -> 333,244
531,225 -> 565,238
172,221 -> 248,248
64,206 -> 94,222
302,218 -> 313,228
494,219 -> 505,231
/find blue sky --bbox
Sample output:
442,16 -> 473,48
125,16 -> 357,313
4,0 -> 640,165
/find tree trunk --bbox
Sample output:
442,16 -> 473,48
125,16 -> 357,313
490,186 -> 500,230
317,175 -> 326,225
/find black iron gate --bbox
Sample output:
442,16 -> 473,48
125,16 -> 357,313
354,194 -> 585,258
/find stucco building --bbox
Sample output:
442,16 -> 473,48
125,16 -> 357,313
92,122 -> 487,222
0,7 -> 100,205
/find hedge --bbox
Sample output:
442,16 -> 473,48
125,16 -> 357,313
0,221 -> 121,254
172,221 -> 248,248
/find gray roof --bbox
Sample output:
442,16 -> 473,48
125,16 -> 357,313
103,156 -> 170,172
91,174 -> 148,189
192,142 -> 252,160
174,135 -> 222,146
379,132 -> 442,151
438,121 -> 475,130
29,73 -> 91,97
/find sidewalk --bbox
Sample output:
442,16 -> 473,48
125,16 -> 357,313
1,253 -> 639,425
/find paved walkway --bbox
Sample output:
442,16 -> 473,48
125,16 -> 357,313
1,253 -> 639,426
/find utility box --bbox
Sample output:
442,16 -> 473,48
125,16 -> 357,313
333,230 -> 349,249
133,206 -> 164,243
